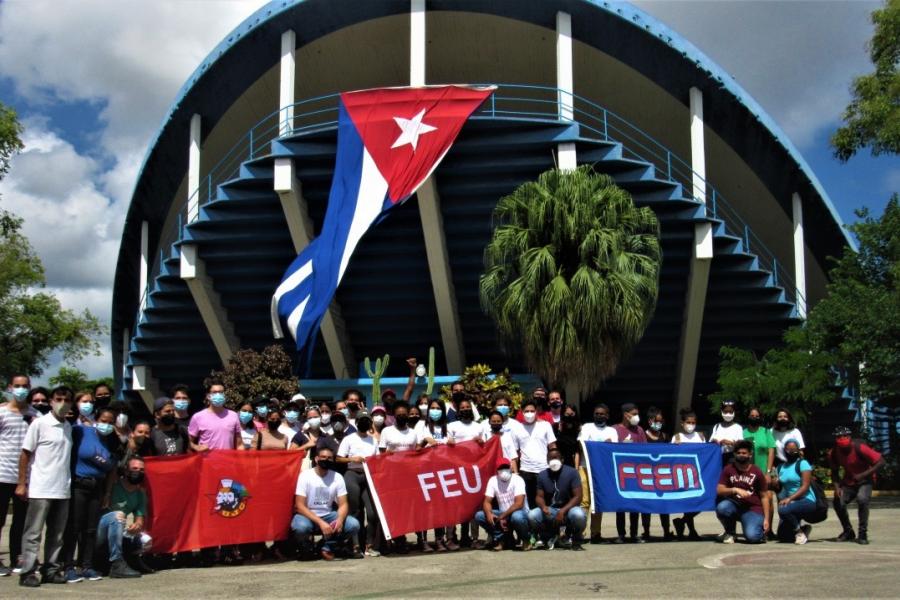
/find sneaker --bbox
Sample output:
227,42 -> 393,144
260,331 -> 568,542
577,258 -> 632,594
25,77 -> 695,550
0,561 -> 9,577
716,533 -> 735,544
364,547 -> 381,557
547,536 -> 558,550
349,549 -> 365,559
836,529 -> 856,542
533,539 -> 545,549
612,536 -> 626,544
81,568 -> 102,581
632,536 -> 645,544
12,557 -> 23,574
109,559 -> 142,578
65,567 -> 84,583
571,543 -> 585,551
794,529 -> 808,545
857,534 -> 869,545
19,572 -> 40,588
557,536 -> 572,549
42,570 -> 67,584
801,525 -> 812,541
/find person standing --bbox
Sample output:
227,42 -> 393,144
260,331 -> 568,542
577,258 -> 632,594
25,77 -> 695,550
187,379 -> 242,452
641,406 -> 673,541
377,401 -> 417,553
16,386 -> 75,588
0,380 -> 39,576
772,408 -> 805,465
169,384 -> 192,428
514,399 -> 557,511
149,398 -> 191,456
578,403 -> 617,544
742,406 -> 775,537
829,426 -> 884,545
710,399 -> 743,465
671,408 -> 705,540
613,403 -> 645,543
715,440 -> 769,544
336,412 -> 380,556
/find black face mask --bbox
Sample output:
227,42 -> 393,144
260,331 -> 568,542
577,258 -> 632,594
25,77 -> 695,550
66,414 -> 78,425
356,418 -> 372,432
347,402 -> 359,412
126,471 -> 145,484
332,422 -> 345,434
267,420 -> 281,432
734,455 -> 750,465
490,423 -> 503,433
594,416 -> 607,427
458,409 -> 474,421
747,417 -> 761,426
452,392 -> 465,403
407,416 -> 420,428
776,420 -> 790,430
395,415 -> 409,428
95,395 -> 112,409
160,414 -> 176,426
316,459 -> 336,471
33,403 -> 51,415
550,401 -> 563,409
785,451 -> 800,462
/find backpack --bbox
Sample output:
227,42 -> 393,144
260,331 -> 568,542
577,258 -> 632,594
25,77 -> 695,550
795,461 -> 829,524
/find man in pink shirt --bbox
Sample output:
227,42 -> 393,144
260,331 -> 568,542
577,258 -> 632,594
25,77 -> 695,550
188,379 -> 242,452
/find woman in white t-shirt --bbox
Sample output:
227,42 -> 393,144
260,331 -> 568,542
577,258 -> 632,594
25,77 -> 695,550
710,400 -> 743,465
447,399 -> 483,443
417,400 -> 451,551
671,407 -> 705,540
336,413 -> 380,556
772,408 -> 806,464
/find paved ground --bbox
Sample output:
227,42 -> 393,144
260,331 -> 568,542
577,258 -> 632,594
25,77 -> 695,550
3,498 -> 899,598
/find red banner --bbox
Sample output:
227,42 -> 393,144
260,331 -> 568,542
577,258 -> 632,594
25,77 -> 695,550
364,437 -> 502,538
144,450 -> 302,553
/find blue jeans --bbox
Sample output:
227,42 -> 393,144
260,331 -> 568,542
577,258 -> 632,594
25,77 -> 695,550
97,512 -> 126,561
715,499 -> 764,542
291,511 -> 360,552
528,506 -> 587,543
474,509 -> 530,543
777,498 -> 817,541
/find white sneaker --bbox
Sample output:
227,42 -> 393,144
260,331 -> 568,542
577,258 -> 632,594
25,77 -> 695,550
794,530 -> 808,545
716,533 -> 735,544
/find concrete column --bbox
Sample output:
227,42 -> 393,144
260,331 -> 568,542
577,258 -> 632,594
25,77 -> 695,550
139,221 -> 149,310
280,30 -> 296,136
121,327 -> 130,382
410,0 -> 426,86
274,158 -> 356,378
674,88 -> 712,419
131,365 -> 160,411
556,11 -> 576,170
792,192 -> 807,318
188,114 -> 201,221
180,244 -> 240,365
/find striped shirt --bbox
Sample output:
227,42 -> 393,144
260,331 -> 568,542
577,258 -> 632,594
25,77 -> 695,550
0,405 -> 39,484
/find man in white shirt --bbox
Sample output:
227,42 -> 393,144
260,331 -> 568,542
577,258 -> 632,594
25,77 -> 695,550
16,386 -> 74,587
577,403 -> 617,544
290,446 -> 362,561
474,459 -> 530,551
514,399 -> 557,509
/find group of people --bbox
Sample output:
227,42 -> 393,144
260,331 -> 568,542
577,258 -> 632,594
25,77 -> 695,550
0,364 -> 885,587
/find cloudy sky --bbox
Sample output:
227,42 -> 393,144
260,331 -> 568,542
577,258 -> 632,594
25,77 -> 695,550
0,0 -> 896,383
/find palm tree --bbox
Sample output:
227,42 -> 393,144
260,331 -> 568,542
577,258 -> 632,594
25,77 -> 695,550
480,165 -> 661,396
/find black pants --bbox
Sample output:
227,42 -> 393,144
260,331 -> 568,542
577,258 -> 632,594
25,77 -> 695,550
834,482 -> 872,535
61,477 -> 105,569
520,471 -> 539,510
641,513 -> 671,535
0,482 -> 28,562
616,512 -> 639,538
344,470 -> 378,547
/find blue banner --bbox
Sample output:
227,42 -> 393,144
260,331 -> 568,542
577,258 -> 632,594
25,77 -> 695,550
582,442 -> 722,514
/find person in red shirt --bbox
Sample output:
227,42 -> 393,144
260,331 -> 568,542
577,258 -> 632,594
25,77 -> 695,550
715,440 -> 769,544
828,426 -> 884,545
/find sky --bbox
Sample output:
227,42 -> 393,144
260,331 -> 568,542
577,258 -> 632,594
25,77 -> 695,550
0,0 -> 897,384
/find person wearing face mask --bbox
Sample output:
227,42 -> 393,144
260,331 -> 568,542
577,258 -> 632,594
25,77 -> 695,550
445,382 -> 482,424
613,403 -> 646,543
415,393 -> 430,427
252,407 -> 291,450
125,422 -> 155,461
149,398 -> 190,456
406,404 -> 422,432
61,407 -> 120,583
16,386 -> 75,587
742,406 -> 775,538
291,446 -> 362,561
377,401 -> 418,454
556,405 -> 581,468
773,439 -> 817,544
342,389 -> 365,428
475,458 -> 529,551
715,440 -> 769,544
547,390 -> 565,430
529,448 -> 585,551
278,401 -> 303,438
447,399 -> 483,443
671,408 -> 705,540
27,386 -> 51,416
514,399 -> 557,512
96,456 -> 150,578
515,387 -> 553,425
370,405 -> 389,440
188,379 -> 242,453
577,403 -> 616,544
415,401 -> 452,551
711,400 -> 743,465
237,401 -> 258,450
74,392 -> 95,426
336,412 -> 381,556
313,411 -> 354,474
639,406 -> 673,541
292,407 -> 323,465
828,426 -> 884,545
92,385 -> 113,412
318,404 -> 335,435
250,397 -> 270,432
168,384 -> 193,428
771,408 -> 805,465
0,380 -> 40,576
481,392 -> 525,439
5,374 -> 31,406
483,410 -> 520,468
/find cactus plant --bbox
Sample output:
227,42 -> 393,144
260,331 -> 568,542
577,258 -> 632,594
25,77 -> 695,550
425,346 -> 436,395
364,354 -> 390,404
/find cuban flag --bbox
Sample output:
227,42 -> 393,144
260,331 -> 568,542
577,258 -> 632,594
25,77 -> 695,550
271,85 -> 494,363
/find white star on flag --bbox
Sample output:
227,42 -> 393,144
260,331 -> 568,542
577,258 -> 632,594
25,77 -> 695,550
391,109 -> 437,151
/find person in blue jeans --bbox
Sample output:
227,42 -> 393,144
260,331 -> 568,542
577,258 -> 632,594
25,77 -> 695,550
528,448 -> 586,550
715,440 -> 769,544
474,458 -> 530,551
291,446 -> 362,560
96,456 -> 150,578
774,439 -> 817,544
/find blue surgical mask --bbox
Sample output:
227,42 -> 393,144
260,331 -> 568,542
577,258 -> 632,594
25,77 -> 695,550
173,400 -> 189,412
11,387 -> 28,402
238,411 -> 253,425
95,422 -> 114,436
285,410 -> 299,423
255,406 -> 269,417
78,402 -> 94,417
495,405 -> 510,417
650,421 -> 663,431
209,393 -> 226,407
428,408 -> 442,421
340,408 -> 350,417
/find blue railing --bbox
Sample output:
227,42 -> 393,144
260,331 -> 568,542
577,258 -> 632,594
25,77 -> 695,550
165,83 -> 801,311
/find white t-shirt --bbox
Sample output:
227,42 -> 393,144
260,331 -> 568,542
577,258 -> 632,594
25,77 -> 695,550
337,433 -> 379,471
710,422 -> 744,453
22,412 -> 73,499
448,420 -> 483,442
240,426 -> 256,450
672,431 -> 706,444
0,405 -> 39,484
484,472 -> 528,512
279,422 -> 301,439
295,468 -> 347,517
515,420 -> 556,473
417,422 -> 450,445
773,428 -> 806,462
578,423 -> 617,443
482,417 -> 526,439
378,426 -> 418,452
482,431 -> 519,461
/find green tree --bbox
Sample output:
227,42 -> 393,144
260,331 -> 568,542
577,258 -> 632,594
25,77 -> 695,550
47,366 -> 114,393
0,102 -> 105,384
208,345 -> 300,408
479,166 -> 661,395
831,0 -> 900,160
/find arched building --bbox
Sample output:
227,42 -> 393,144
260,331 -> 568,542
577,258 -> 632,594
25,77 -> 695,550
112,0 -> 852,416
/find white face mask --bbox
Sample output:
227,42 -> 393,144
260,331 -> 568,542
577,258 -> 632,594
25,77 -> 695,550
320,413 -> 331,425
684,424 -> 696,434
418,404 -> 428,413
523,411 -> 536,424
548,459 -> 563,472
629,414 -> 640,427
306,417 -> 321,429
722,412 -> 735,422
373,415 -> 385,426
498,470 -> 512,482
